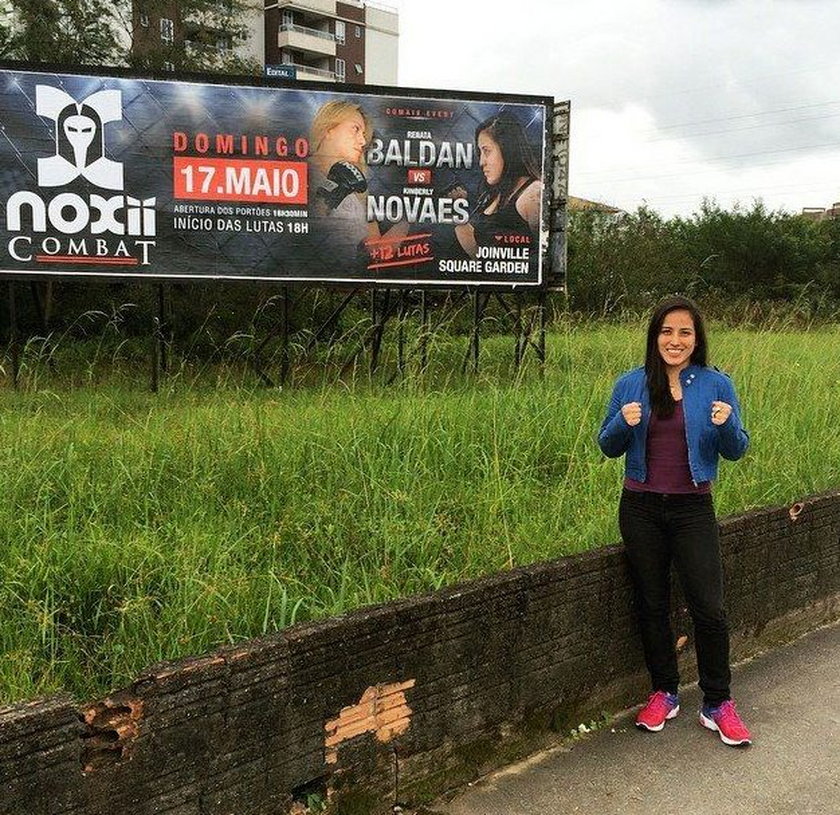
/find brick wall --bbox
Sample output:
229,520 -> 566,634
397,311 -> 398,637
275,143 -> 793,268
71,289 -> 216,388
2,491 -> 838,815
336,3 -> 366,85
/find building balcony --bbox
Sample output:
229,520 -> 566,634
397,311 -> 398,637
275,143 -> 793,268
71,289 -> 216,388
284,61 -> 336,82
278,23 -> 336,56
276,0 -> 337,17
343,0 -> 398,13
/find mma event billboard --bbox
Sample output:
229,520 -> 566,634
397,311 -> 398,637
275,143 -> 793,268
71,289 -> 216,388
0,65 -> 556,288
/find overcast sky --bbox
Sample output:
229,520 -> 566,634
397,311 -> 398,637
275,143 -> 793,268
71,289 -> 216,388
386,0 -> 840,217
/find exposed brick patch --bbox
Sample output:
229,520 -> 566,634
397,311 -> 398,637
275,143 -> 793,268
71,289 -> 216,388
325,680 -> 416,765
80,696 -> 143,772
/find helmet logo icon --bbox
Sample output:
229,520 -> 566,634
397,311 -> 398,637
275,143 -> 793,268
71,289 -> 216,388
36,85 -> 124,190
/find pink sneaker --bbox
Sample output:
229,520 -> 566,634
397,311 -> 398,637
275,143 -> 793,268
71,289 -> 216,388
635,690 -> 680,732
700,700 -> 752,746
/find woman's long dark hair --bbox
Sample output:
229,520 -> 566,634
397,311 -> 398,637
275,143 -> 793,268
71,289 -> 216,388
474,113 -> 540,211
645,296 -> 708,418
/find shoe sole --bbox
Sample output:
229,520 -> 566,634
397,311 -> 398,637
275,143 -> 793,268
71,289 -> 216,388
699,712 -> 752,746
636,704 -> 680,732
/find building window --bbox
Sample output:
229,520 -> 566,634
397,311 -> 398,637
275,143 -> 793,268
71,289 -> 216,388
139,12 -> 149,27
355,25 -> 362,38
335,20 -> 345,44
281,50 -> 294,65
282,10 -> 294,26
160,17 -> 174,43
335,57 -> 345,81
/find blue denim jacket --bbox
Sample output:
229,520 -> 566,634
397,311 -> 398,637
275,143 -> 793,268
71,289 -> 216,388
597,364 -> 749,484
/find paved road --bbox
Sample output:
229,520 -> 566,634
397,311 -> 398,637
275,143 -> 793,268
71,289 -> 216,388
440,621 -> 840,815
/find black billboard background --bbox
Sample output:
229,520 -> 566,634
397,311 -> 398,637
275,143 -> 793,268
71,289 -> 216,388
0,67 -> 554,288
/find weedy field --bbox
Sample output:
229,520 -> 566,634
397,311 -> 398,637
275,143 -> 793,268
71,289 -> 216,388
1,320 -> 838,703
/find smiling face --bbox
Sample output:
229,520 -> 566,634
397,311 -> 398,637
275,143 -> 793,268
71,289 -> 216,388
478,130 -> 504,186
322,111 -> 367,165
657,308 -> 696,372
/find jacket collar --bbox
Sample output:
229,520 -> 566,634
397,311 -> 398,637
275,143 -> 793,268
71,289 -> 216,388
678,363 -> 703,384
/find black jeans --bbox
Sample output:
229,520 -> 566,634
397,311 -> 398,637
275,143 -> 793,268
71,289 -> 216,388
619,488 -> 731,707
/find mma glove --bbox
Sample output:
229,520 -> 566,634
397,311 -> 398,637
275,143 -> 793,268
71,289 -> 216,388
316,160 -> 368,210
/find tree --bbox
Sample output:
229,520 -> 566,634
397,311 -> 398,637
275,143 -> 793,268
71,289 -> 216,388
0,0 -> 260,75
0,0 -> 123,66
124,0 -> 261,76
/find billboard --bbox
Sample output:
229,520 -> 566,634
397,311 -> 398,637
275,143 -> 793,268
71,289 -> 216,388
0,66 -> 555,288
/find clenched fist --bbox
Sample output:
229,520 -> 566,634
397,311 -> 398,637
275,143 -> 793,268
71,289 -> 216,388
621,402 -> 642,427
711,400 -> 732,426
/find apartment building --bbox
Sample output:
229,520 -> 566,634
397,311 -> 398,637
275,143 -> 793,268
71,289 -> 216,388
801,202 -> 840,221
265,1 -> 398,85
128,1 -> 264,70
129,1 -> 398,84
568,195 -> 626,223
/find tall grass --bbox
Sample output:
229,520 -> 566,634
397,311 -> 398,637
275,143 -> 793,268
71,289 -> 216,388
1,321 -> 838,703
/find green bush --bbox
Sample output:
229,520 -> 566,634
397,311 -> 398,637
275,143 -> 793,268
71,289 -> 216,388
567,200 -> 840,320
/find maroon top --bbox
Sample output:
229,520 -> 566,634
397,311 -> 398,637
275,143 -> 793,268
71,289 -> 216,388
624,401 -> 711,494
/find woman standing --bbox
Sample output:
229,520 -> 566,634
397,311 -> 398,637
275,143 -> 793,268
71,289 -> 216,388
598,296 -> 752,747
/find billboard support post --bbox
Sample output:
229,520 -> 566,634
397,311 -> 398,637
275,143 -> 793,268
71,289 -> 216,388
465,291 -> 477,374
538,290 -> 547,375
150,298 -> 160,393
29,282 -> 46,334
420,291 -> 429,372
399,291 -> 409,375
465,290 -> 490,375
7,282 -> 20,389
548,100 -> 570,293
158,284 -> 168,375
250,289 -> 295,388
29,281 -> 57,374
489,291 -> 542,366
369,288 -> 394,375
369,289 -> 376,340
475,290 -> 481,374
304,289 -> 358,355
280,286 -> 290,386
149,282 -> 171,392
368,289 -> 378,374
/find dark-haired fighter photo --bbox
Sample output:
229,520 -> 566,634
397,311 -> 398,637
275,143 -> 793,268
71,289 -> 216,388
598,296 -> 753,747
451,113 -> 542,258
